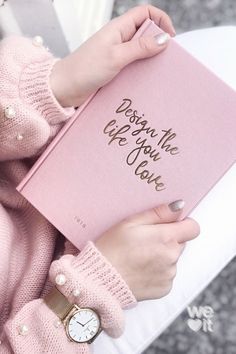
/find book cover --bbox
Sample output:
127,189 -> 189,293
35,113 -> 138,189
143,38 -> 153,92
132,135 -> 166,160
17,19 -> 236,250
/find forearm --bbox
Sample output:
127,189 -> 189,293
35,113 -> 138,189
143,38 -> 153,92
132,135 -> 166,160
3,242 -> 136,353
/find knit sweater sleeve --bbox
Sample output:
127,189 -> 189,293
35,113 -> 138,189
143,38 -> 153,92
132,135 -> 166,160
4,241 -> 137,353
0,35 -> 75,162
0,36 -> 137,353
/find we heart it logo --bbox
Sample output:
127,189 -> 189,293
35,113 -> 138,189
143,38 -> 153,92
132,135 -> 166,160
187,319 -> 202,332
186,305 -> 214,333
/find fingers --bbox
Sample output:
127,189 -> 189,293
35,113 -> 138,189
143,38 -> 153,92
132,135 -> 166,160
159,217 -> 201,243
179,242 -> 186,256
113,32 -> 170,68
124,200 -> 185,226
111,5 -> 176,42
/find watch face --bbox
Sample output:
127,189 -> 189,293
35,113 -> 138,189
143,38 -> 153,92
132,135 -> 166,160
67,308 -> 100,343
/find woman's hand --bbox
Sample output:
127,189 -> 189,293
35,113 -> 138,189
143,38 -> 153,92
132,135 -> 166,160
95,200 -> 200,301
50,5 -> 176,108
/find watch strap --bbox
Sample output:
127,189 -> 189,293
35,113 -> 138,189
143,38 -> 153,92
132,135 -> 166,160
44,287 -> 74,321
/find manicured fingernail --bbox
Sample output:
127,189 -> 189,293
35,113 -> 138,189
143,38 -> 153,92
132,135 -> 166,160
154,32 -> 170,46
168,199 -> 185,212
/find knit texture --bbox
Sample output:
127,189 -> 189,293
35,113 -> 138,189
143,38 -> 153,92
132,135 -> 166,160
0,36 -> 137,354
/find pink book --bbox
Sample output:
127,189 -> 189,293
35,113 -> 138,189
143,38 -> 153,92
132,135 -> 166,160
17,19 -> 236,250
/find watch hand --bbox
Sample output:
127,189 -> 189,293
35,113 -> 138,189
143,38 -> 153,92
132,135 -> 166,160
76,321 -> 85,327
83,318 -> 93,327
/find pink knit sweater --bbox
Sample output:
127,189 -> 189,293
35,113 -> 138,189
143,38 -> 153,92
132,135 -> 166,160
0,36 -> 137,353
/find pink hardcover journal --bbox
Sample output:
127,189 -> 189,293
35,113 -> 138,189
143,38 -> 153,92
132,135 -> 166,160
17,19 -> 236,250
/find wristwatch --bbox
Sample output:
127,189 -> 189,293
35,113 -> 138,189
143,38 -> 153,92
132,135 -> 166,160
44,286 -> 102,344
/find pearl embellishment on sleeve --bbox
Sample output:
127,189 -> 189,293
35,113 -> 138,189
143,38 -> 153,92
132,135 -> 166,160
72,288 -> 80,297
4,106 -> 16,119
55,273 -> 66,286
32,36 -> 44,47
16,133 -> 24,141
18,324 -> 29,336
53,319 -> 62,328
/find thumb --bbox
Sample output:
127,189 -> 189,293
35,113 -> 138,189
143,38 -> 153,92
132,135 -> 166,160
126,199 -> 185,226
114,32 -> 171,68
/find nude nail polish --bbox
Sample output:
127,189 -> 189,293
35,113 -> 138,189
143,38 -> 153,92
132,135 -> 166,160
168,199 -> 185,212
154,32 -> 171,46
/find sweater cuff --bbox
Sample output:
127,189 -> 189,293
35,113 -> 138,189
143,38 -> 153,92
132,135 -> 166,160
19,57 -> 75,125
49,241 -> 137,310
49,241 -> 137,337
71,241 -> 137,309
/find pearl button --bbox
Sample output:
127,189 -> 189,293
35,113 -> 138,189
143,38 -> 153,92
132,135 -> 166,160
53,319 -> 62,328
4,106 -> 16,119
72,288 -> 80,297
18,324 -> 29,336
32,36 -> 44,47
16,133 -> 24,141
55,273 -> 66,286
